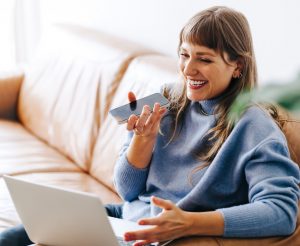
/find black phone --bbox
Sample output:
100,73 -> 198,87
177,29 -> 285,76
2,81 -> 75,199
109,93 -> 170,124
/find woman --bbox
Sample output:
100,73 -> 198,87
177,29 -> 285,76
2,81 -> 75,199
1,6 -> 299,246
115,5 -> 299,245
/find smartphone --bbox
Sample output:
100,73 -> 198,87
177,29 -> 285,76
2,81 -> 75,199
109,93 -> 170,124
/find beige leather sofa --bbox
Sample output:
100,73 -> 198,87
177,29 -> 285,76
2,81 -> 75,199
0,25 -> 299,246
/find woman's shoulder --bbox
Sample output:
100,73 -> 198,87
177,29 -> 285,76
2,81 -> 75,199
239,105 -> 276,124
234,105 -> 287,143
240,105 -> 273,122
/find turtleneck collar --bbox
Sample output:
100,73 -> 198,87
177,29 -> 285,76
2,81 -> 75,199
191,94 -> 224,115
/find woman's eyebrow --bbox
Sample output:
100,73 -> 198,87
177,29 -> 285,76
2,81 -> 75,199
195,52 -> 216,57
179,47 -> 216,57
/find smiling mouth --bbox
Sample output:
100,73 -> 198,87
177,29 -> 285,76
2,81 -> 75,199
187,79 -> 208,89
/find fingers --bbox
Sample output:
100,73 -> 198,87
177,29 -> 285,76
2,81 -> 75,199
144,103 -> 161,128
135,105 -> 151,132
125,91 -> 168,136
133,240 -> 153,246
151,196 -> 174,210
124,227 -> 157,243
133,104 -> 166,136
124,197 -> 180,245
127,114 -> 139,130
150,105 -> 167,132
128,91 -> 137,103
138,217 -> 161,226
159,106 -> 167,115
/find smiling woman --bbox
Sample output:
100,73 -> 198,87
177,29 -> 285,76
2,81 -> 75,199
179,43 -> 239,101
112,6 -> 299,245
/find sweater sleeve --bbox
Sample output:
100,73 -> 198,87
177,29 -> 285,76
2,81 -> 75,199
217,139 -> 300,237
113,132 -> 150,202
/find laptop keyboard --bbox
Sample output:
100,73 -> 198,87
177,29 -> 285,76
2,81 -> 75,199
117,236 -> 134,246
117,236 -> 155,246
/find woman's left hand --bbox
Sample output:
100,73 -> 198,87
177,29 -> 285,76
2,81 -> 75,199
124,196 -> 193,246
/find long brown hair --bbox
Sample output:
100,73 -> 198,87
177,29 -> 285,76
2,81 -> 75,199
163,6 -> 259,167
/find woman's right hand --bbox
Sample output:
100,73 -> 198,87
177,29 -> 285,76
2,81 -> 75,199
126,91 -> 167,139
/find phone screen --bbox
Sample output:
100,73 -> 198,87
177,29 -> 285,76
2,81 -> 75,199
109,93 -> 170,124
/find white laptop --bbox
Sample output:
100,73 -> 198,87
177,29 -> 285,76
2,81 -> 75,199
4,175 -> 172,246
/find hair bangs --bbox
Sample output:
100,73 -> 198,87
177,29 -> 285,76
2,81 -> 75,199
180,14 -> 221,51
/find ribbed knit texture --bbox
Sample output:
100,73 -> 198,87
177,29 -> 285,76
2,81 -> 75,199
114,99 -> 300,237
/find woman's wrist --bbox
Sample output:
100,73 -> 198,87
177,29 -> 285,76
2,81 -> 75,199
185,211 -> 224,236
127,134 -> 157,169
133,133 -> 157,142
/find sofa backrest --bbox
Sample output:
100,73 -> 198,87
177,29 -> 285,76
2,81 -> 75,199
18,24 -> 152,171
90,55 -> 179,191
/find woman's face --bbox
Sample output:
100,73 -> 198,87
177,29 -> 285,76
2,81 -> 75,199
179,42 -> 238,101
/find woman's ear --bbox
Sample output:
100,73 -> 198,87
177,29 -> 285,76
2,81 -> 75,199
232,58 -> 244,79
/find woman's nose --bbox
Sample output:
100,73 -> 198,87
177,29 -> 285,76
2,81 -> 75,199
183,60 -> 198,76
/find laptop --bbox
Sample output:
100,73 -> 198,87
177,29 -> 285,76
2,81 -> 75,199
4,175 -> 172,246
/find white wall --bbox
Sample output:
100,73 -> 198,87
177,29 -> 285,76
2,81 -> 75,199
40,0 -> 300,84
0,2 -> 15,70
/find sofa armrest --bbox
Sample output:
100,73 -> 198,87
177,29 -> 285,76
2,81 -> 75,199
281,118 -> 300,165
277,107 -> 300,166
0,70 -> 24,121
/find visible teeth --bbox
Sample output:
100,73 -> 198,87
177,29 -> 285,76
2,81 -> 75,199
187,79 -> 207,86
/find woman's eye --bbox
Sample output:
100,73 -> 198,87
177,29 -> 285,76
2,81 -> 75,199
198,58 -> 212,63
180,53 -> 189,58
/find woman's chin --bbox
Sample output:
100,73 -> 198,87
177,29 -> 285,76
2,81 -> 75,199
187,92 -> 207,101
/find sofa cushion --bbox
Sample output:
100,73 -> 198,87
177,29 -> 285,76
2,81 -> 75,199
90,55 -> 179,191
0,172 -> 121,232
0,120 -> 80,176
18,25 -> 152,171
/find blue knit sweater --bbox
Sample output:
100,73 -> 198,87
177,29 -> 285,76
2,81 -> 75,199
114,98 -> 300,237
